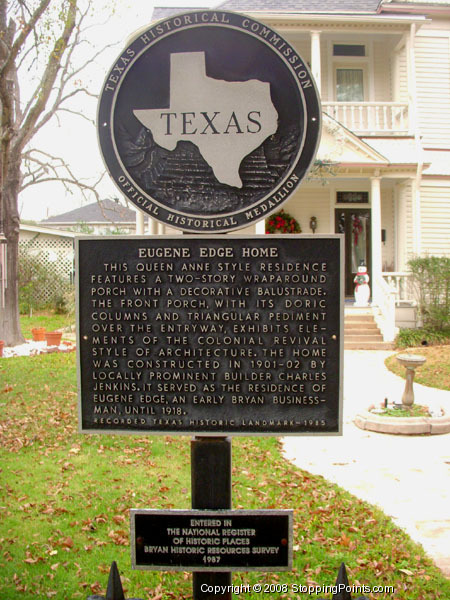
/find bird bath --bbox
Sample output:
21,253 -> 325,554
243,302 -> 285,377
396,353 -> 427,407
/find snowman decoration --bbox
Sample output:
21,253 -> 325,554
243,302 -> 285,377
354,262 -> 370,306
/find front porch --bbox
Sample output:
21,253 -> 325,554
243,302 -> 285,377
344,279 -> 416,348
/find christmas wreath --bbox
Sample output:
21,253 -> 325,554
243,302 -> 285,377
354,274 -> 367,285
265,210 -> 301,234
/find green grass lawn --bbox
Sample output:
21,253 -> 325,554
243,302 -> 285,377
1,351 -> 449,599
385,345 -> 450,392
19,311 -> 74,340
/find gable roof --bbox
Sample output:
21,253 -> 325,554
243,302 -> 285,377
151,1 -> 450,22
317,114 -> 389,166
216,0 -> 382,13
41,199 -> 138,225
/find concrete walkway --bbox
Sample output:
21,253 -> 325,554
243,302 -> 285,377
283,350 -> 450,576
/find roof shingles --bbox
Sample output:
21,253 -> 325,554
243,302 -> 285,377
216,0 -> 382,13
41,199 -> 137,224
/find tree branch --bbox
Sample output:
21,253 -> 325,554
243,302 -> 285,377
12,0 -> 77,154
0,0 -> 51,80
31,41 -> 116,136
21,149 -> 106,206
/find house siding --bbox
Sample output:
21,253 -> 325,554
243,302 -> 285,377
282,186 -> 331,234
415,30 -> 450,148
420,183 -> 450,256
295,38 -> 310,63
394,44 -> 408,103
373,41 -> 392,102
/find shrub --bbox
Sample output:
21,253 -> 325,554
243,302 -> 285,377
395,327 -> 450,349
408,256 -> 450,330
18,249 -> 73,315
54,288 -> 76,318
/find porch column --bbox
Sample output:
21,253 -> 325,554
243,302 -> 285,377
412,176 -> 422,256
148,218 -> 158,235
395,182 -> 407,271
136,210 -> 145,234
310,31 -> 322,95
371,176 -> 382,304
407,23 -> 418,136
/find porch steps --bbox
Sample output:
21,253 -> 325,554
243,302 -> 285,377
344,309 -> 393,350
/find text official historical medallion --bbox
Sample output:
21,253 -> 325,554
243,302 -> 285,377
98,10 -> 321,232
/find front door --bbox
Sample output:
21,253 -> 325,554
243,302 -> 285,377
335,209 -> 371,297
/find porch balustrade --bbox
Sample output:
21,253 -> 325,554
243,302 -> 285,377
374,274 -> 398,342
372,272 -> 416,342
323,102 -> 410,135
382,272 -> 415,305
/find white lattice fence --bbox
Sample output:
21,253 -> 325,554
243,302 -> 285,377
19,232 -> 74,305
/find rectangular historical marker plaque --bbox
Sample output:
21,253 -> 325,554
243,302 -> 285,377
76,235 -> 343,435
130,509 -> 293,571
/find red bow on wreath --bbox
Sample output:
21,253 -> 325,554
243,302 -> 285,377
352,215 -> 363,246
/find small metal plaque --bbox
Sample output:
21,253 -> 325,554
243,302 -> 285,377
97,10 -> 321,232
76,235 -> 343,436
130,509 -> 293,571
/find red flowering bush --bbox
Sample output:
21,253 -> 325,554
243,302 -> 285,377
265,210 -> 301,234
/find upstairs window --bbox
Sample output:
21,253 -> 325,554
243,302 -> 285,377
336,68 -> 364,102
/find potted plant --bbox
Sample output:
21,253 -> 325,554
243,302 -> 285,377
31,327 -> 46,341
45,331 -> 62,347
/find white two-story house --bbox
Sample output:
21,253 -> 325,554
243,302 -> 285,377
150,0 -> 450,340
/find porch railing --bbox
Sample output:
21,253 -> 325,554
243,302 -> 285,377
323,102 -> 410,135
374,274 -> 398,342
382,272 -> 415,306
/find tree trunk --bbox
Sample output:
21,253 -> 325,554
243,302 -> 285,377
0,158 -> 23,346
0,0 -> 81,347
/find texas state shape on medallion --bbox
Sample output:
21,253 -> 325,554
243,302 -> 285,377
133,52 -> 278,188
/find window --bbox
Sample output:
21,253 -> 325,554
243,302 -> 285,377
333,44 -> 365,57
337,191 -> 369,204
336,68 -> 364,102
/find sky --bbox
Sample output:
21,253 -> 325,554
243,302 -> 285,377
20,0 -> 218,222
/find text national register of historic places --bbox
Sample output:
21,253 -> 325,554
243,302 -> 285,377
77,236 -> 343,436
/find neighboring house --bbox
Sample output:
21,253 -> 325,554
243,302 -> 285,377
151,0 -> 450,339
40,199 -> 144,235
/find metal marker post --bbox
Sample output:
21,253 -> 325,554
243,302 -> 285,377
186,222 -> 232,599
191,436 -> 232,600
93,10 -> 323,599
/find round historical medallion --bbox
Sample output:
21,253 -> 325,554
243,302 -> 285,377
98,10 -> 321,233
